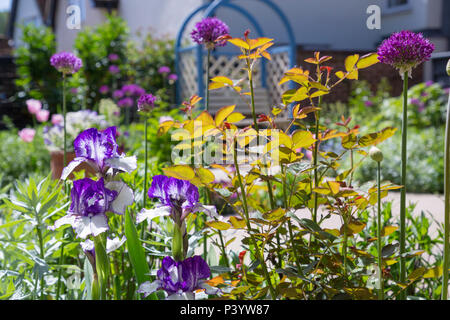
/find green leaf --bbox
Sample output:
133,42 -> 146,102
124,211 -> 155,298
205,221 -> 230,231
381,243 -> 399,258
263,208 -> 286,221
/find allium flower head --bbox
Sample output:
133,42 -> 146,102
137,93 -> 156,112
168,74 -> 178,82
113,89 -> 124,99
118,97 -> 134,108
158,66 -> 171,74
108,53 -> 119,62
99,85 -> 109,94
137,255 -> 219,300
50,52 -> 82,74
191,17 -> 229,49
377,30 -> 434,78
137,175 -> 217,224
109,65 -> 120,74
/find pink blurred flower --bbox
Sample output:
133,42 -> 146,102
36,109 -> 50,122
51,114 -> 63,125
18,128 -> 36,143
26,99 -> 42,114
70,88 -> 78,94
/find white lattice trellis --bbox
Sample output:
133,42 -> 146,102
266,51 -> 290,107
178,48 -> 292,128
178,51 -> 198,102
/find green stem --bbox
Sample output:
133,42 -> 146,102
218,229 -> 230,268
377,161 -> 384,300
55,243 -> 65,300
205,49 -> 211,112
342,218 -> 348,279
63,75 -> 67,168
246,56 -> 259,132
399,72 -> 408,299
313,109 -> 321,223
282,164 -> 303,276
233,139 -> 276,299
442,91 -> 450,300
93,235 -> 110,300
35,223 -> 45,299
141,115 -> 148,240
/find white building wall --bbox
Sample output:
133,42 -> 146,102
214,0 -> 445,51
13,0 -> 43,47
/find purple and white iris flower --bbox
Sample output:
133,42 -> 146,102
137,255 -> 219,300
50,178 -> 133,238
61,126 -> 137,180
137,175 -> 217,224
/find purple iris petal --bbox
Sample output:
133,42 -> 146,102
50,52 -> 82,74
69,178 -> 117,217
74,126 -> 119,172
61,126 -> 137,180
148,175 -> 199,219
50,178 -> 117,238
138,255 -> 213,299
191,17 -> 229,48
181,255 -> 211,292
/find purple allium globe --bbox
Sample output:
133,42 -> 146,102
137,93 -> 156,112
109,65 -> 120,74
118,97 -> 134,108
137,255 -> 219,300
377,30 -> 435,78
158,66 -> 171,74
190,17 -> 229,49
50,51 -> 82,75
137,175 -> 217,225
168,74 -> 178,82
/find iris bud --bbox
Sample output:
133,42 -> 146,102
369,146 -> 384,162
446,58 -> 450,76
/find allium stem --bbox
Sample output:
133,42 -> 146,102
313,109 -> 321,223
141,115 -> 149,240
442,90 -> 450,300
399,72 -> 408,299
63,75 -> 67,168
377,161 -> 384,300
205,49 -> 211,112
233,138 -> 276,299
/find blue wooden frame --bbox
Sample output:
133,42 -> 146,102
175,0 -> 297,107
